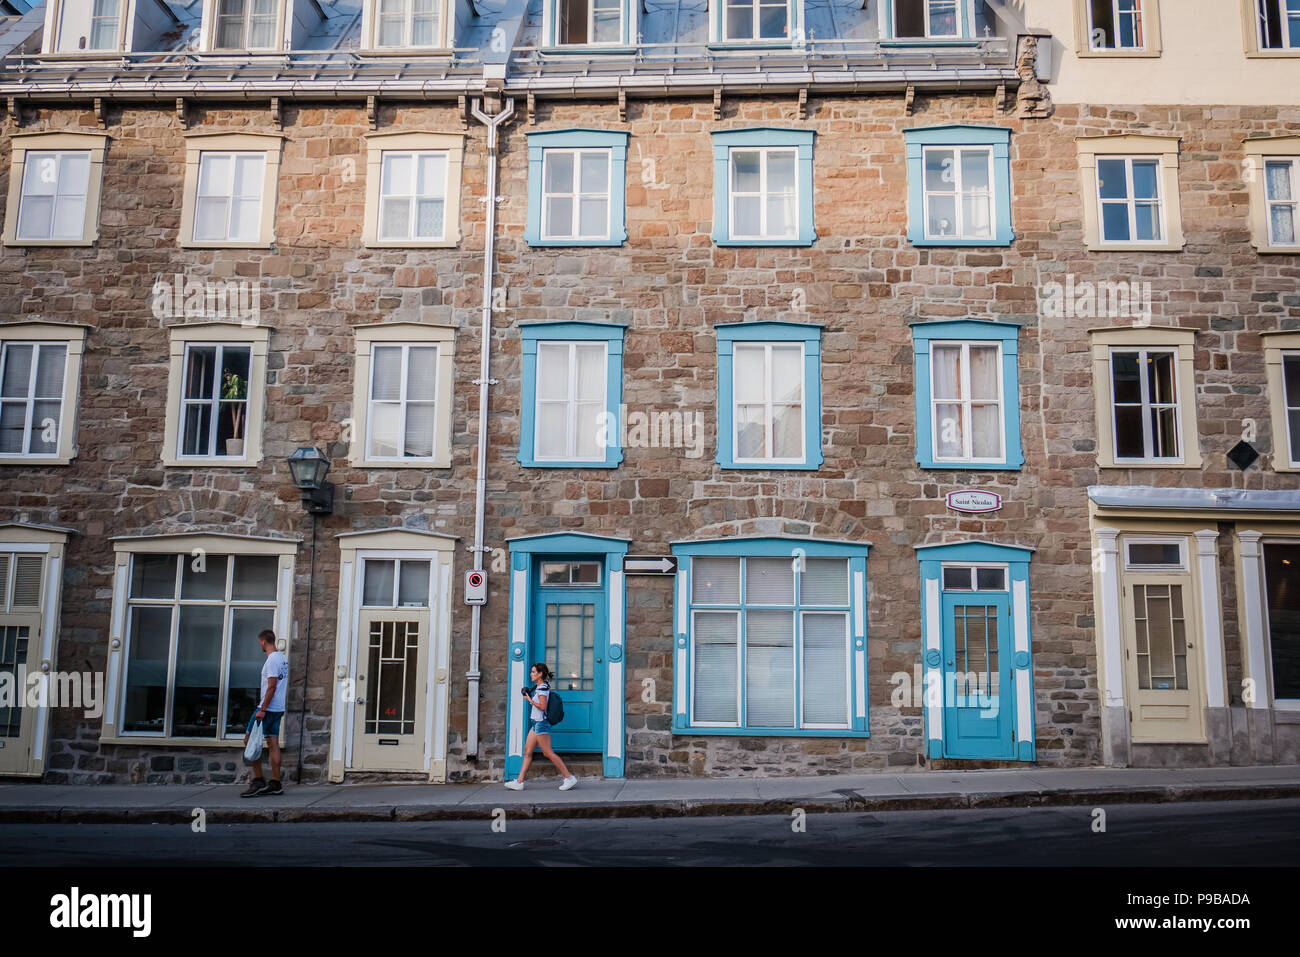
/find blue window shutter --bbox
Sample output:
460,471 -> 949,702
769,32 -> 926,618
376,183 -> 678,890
525,129 -> 630,247
716,321 -> 824,470
910,318 -> 1024,470
903,124 -> 1013,247
710,128 -> 815,247
518,321 -> 626,468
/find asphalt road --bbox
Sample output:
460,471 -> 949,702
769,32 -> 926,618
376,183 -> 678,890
4,799 -> 1299,866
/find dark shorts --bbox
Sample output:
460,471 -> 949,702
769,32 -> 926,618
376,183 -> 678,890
247,711 -> 284,738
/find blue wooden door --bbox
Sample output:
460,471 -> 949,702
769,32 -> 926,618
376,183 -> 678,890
940,593 -> 1015,759
530,560 -> 606,753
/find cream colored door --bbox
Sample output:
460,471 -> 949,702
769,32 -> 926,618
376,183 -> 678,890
1122,573 -> 1206,743
351,608 -> 429,772
0,613 -> 40,775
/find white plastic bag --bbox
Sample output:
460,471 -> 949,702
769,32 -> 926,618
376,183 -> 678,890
243,719 -> 265,764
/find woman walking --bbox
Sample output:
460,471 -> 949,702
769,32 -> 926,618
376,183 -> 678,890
505,663 -> 578,791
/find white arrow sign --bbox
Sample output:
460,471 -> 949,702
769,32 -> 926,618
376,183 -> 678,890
624,556 -> 677,575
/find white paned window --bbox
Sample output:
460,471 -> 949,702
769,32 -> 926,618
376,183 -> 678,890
361,558 -> 432,607
178,343 -> 253,458
367,344 -> 440,460
542,150 -> 611,241
732,342 -> 804,463
120,553 -> 280,739
215,0 -> 278,49
1259,0 -> 1300,49
1283,352 -> 1300,466
923,146 -> 994,240
0,342 -> 67,457
534,341 -> 607,461
376,0 -> 441,46
89,0 -> 122,49
379,151 -> 447,241
1265,158 -> 1299,246
723,0 -> 788,40
1110,348 -> 1180,461
940,564 -> 1009,591
1096,156 -> 1163,243
193,152 -> 266,243
729,148 -> 797,240
1088,0 -> 1145,50
895,0 -> 960,38
930,341 -> 1004,463
558,0 -> 623,43
688,555 -> 850,730
16,151 -> 90,242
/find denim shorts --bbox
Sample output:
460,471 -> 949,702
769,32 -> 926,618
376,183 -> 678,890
247,710 -> 284,738
530,719 -> 552,736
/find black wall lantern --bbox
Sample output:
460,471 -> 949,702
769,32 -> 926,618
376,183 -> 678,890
287,447 -> 335,515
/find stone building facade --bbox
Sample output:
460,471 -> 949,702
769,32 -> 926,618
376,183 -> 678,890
0,0 -> 1296,785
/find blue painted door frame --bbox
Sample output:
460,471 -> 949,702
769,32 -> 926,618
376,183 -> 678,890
506,533 -> 629,779
528,560 -> 607,754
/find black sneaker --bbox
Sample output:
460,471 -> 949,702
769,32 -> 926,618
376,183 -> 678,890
264,779 -> 284,796
240,778 -> 268,798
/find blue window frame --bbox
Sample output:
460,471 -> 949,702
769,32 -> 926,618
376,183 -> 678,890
542,0 -> 637,48
904,125 -> 1013,247
711,128 -> 815,246
716,321 -> 823,470
518,322 -> 625,468
910,319 -> 1024,470
916,541 -> 1035,762
709,0 -> 802,46
883,0 -> 975,40
525,130 -> 629,247
671,536 -> 870,737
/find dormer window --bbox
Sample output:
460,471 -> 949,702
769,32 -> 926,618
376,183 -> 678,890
214,0 -> 278,50
558,0 -> 621,44
376,0 -> 440,47
724,0 -> 788,40
89,0 -> 122,48
893,0 -> 960,38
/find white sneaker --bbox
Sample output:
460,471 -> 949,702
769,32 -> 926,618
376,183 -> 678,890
559,776 -> 577,791
504,780 -> 524,791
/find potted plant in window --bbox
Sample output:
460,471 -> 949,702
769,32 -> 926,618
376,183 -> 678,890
222,371 -> 247,457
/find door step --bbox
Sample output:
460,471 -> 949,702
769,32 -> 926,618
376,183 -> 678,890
928,758 -> 1031,771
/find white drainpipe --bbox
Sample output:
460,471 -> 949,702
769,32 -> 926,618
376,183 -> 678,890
466,95 -> 514,760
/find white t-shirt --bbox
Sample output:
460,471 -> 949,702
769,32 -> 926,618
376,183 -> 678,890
530,682 -> 549,721
260,651 -> 289,712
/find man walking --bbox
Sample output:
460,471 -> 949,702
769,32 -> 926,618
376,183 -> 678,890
241,629 -> 289,797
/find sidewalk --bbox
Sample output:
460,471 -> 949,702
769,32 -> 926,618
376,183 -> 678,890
2,765 -> 1299,824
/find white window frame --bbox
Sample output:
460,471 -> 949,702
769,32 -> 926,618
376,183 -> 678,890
533,339 -> 609,463
1108,346 -> 1183,464
555,0 -> 625,46
894,0 -> 962,39
118,552 -> 284,741
1258,0 -> 1300,49
193,151 -> 266,244
88,0 -> 123,49
0,340 -> 71,460
359,556 -> 433,607
929,340 -> 1005,465
722,0 -> 790,41
174,341 -> 254,460
377,150 -> 449,243
1095,155 -> 1165,246
732,341 -> 806,465
1087,0 -> 1147,50
939,562 -> 1010,591
365,342 -> 441,462
1264,157 -> 1299,247
539,561 -> 604,586
1122,537 -> 1188,572
922,145 -> 994,241
14,150 -> 91,243
1283,351 -> 1300,468
728,147 -> 799,242
213,0 -> 279,50
374,0 -> 442,48
540,148 -> 613,242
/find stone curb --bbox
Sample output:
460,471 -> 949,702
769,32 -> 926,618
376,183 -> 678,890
3,782 -> 1298,825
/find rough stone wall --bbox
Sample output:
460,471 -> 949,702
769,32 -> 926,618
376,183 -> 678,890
1,93 -> 1297,783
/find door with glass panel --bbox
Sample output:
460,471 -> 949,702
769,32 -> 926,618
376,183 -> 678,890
530,560 -> 606,753
0,552 -> 44,775
352,558 -> 432,772
939,565 -> 1014,759
1121,539 -> 1205,743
